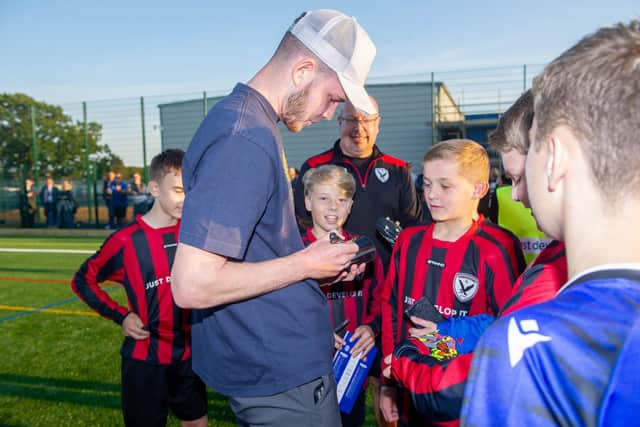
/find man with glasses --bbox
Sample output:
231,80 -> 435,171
294,95 -> 424,271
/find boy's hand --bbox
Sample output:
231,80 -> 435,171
408,316 -> 437,338
379,385 -> 399,422
333,333 -> 345,350
382,354 -> 393,379
349,325 -> 375,360
122,312 -> 150,340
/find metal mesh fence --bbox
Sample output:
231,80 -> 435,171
1,63 -> 544,227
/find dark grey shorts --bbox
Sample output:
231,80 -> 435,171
229,373 -> 341,427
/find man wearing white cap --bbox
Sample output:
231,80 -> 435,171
171,9 -> 376,426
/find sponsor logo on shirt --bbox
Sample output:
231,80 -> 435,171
453,273 -> 479,302
145,275 -> 170,290
435,305 -> 468,317
326,290 -> 363,300
507,317 -> 551,367
427,259 -> 445,268
375,168 -> 389,183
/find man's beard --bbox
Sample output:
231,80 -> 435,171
282,84 -> 310,133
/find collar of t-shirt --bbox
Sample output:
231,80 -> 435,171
234,83 -> 278,125
557,263 -> 640,295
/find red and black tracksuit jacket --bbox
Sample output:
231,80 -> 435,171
381,217 -> 525,426
294,141 -> 424,270
71,216 -> 192,365
301,228 -> 385,336
390,241 -> 565,426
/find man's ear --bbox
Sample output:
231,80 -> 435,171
291,57 -> 317,88
148,180 -> 160,197
472,181 -> 489,199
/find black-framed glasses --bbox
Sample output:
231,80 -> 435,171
339,115 -> 380,126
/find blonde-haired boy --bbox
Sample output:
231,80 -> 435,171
380,139 -> 524,426
302,164 -> 385,427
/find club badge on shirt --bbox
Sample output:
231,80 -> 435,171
375,167 -> 389,183
453,272 -> 479,302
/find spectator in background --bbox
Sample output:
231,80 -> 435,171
288,166 -> 300,189
57,179 -> 77,229
20,178 -> 36,228
109,173 -> 129,228
102,170 -> 115,229
39,176 -> 59,227
129,172 -> 151,216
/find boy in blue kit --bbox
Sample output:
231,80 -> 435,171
72,149 -> 207,427
301,164 -> 385,427
461,21 -> 640,426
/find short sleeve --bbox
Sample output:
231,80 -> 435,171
179,134 -> 275,259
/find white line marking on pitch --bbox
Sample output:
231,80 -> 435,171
0,248 -> 96,254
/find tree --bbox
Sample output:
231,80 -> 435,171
0,93 -> 123,180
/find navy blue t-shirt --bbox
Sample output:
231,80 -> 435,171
180,83 -> 334,397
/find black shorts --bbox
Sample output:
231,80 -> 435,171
113,205 -> 127,218
121,358 -> 207,427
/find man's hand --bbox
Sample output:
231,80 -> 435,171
349,325 -> 375,360
408,316 -> 437,338
122,312 -> 150,340
300,232 -> 362,280
379,385 -> 399,422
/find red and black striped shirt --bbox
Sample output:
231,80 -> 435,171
389,240 -> 566,426
301,228 -> 385,335
381,217 -> 525,362
71,216 -> 192,365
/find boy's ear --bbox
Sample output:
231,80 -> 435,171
472,181 -> 489,199
148,180 -> 160,197
546,126 -> 571,192
304,195 -> 312,212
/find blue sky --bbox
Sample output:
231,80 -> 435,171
3,0 -> 639,105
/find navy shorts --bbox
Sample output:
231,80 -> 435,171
121,357 -> 207,427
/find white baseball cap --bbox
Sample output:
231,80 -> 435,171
289,9 -> 377,115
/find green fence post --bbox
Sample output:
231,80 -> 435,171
140,97 -> 148,183
83,101 -> 93,225
203,91 -> 208,118
430,72 -> 436,146
31,105 -> 40,225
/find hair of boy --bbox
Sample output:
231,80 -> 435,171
149,149 -> 184,182
302,164 -> 356,198
488,90 -> 534,155
531,20 -> 640,202
423,139 -> 490,184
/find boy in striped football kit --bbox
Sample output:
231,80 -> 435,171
301,164 -> 385,427
379,139 -> 525,427
383,90 -> 568,427
461,21 -> 640,426
72,149 -> 207,427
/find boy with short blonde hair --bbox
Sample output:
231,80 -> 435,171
380,139 -> 524,426
302,164 -> 384,427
